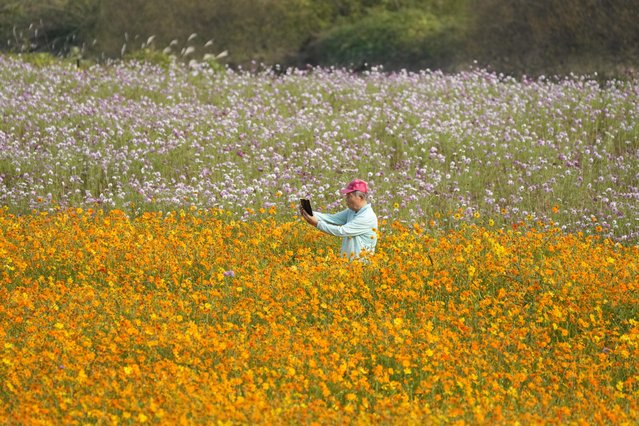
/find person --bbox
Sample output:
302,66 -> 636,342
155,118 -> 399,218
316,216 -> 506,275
300,179 -> 378,258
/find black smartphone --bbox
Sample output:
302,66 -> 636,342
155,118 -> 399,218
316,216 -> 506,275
300,198 -> 313,215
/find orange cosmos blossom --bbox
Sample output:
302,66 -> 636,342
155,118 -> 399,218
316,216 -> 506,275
0,209 -> 637,424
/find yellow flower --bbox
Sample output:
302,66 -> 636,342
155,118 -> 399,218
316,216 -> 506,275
1,208 -> 637,424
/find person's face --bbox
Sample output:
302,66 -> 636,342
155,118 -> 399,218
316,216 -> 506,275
344,192 -> 364,211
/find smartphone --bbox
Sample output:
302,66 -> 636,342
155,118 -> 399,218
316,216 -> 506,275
300,198 -> 313,215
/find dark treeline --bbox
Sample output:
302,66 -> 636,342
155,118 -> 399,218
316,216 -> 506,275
1,0 -> 638,77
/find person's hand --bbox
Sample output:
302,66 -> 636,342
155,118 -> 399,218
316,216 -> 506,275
300,207 -> 318,227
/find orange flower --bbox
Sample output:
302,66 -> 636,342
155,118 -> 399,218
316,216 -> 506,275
0,209 -> 637,424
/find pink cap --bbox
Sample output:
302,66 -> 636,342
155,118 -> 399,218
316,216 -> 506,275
340,179 -> 369,194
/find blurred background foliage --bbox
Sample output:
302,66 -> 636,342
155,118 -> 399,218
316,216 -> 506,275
1,0 -> 638,76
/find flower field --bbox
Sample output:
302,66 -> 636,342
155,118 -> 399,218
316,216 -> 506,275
1,56 -> 639,424
0,208 -> 638,424
1,56 -> 638,242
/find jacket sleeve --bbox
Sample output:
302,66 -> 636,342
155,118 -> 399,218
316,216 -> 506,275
314,209 -> 349,226
316,213 -> 374,237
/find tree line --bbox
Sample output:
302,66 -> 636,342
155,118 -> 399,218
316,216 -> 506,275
1,0 -> 638,77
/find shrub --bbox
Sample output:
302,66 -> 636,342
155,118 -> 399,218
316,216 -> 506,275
8,51 -> 59,67
124,47 -> 175,68
0,0 -> 99,55
465,0 -> 639,76
304,8 -> 464,71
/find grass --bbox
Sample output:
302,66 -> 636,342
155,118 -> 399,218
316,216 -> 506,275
1,55 -> 638,244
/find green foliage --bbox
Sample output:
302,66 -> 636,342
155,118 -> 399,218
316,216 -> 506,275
0,0 -> 638,75
124,48 -> 175,68
92,0 -> 332,66
7,51 -> 59,67
201,56 -> 227,73
306,8 -> 464,70
466,0 -> 639,76
0,0 -> 99,55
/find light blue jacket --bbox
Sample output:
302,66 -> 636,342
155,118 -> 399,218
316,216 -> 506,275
315,203 -> 378,258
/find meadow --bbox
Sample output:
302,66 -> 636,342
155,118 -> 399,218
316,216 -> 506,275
0,55 -> 638,242
0,56 -> 638,424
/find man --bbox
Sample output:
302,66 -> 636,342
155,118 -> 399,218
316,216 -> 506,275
300,179 -> 378,258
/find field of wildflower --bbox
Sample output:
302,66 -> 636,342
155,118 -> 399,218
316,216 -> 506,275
1,208 -> 638,423
0,55 -> 638,424
1,56 -> 638,242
